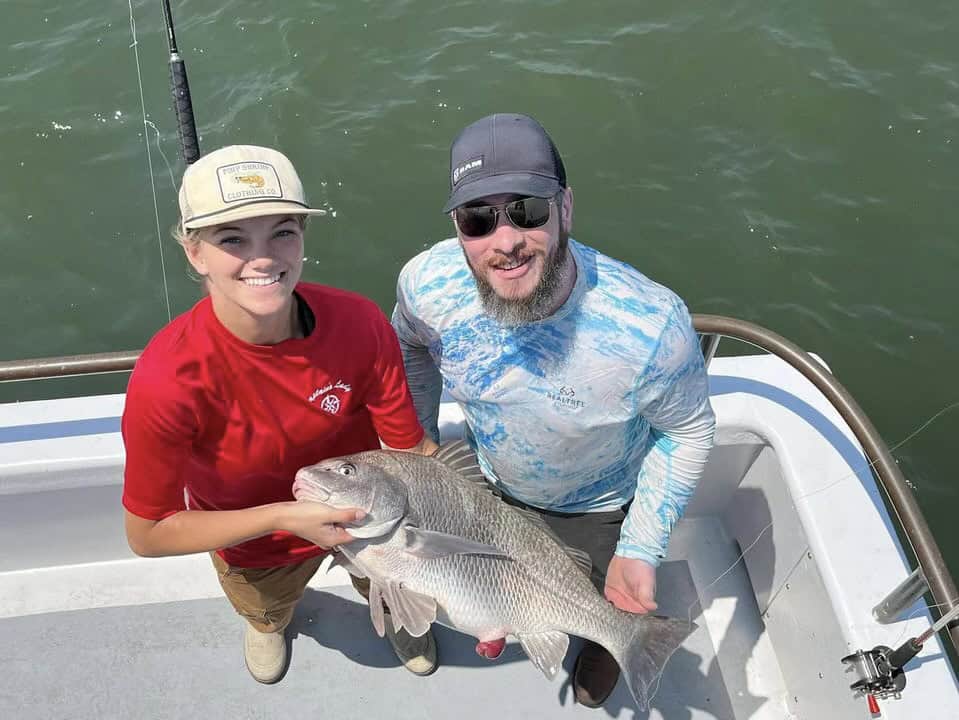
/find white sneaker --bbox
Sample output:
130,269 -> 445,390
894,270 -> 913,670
384,616 -> 437,676
244,624 -> 287,684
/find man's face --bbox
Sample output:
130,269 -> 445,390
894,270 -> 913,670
454,189 -> 574,325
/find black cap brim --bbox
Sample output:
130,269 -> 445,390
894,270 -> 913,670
442,173 -> 562,213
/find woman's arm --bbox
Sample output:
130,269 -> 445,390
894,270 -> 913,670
124,501 -> 364,558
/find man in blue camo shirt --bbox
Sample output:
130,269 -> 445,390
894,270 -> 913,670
392,113 -> 716,706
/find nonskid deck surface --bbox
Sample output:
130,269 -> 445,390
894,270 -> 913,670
1,519 -> 786,720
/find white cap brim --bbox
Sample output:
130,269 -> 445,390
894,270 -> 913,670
183,200 -> 327,231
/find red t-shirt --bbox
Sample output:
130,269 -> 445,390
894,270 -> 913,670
121,283 -> 424,568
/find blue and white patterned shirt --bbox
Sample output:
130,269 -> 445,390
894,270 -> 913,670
392,238 -> 715,565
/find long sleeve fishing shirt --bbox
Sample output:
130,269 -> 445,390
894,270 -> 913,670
392,238 -> 716,566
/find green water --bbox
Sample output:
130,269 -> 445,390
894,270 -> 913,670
1,1 -> 957,577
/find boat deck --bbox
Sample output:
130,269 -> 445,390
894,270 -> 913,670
3,354 -> 958,719
0,515 -> 786,720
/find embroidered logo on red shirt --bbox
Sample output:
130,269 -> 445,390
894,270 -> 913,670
320,395 -> 341,414
308,380 -> 352,415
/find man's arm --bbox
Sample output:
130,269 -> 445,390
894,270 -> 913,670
391,273 -> 444,443
607,303 -> 716,613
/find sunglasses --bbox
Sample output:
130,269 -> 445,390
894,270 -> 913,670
453,196 -> 553,239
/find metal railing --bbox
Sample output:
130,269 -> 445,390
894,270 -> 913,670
0,350 -> 141,383
695,314 -> 958,657
1,314 -> 956,656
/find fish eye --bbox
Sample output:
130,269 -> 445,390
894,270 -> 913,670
336,462 -> 356,476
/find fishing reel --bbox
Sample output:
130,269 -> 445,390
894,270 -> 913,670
841,645 -> 907,700
843,604 -> 959,713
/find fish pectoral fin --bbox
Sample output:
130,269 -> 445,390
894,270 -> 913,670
368,581 -> 387,638
382,580 -> 437,638
329,552 -> 367,579
403,526 -> 511,560
517,631 -> 570,679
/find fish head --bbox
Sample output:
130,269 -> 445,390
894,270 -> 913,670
293,456 -> 409,539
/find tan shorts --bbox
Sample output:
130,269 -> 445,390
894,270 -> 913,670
211,552 -> 326,634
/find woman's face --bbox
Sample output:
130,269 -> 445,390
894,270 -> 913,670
183,214 -> 305,343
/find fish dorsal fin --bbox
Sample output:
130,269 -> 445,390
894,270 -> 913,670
379,580 -> 438,638
403,526 -> 511,560
516,631 -> 569,679
508,506 -> 593,577
432,440 -> 489,486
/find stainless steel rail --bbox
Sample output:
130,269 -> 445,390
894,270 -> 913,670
0,350 -> 140,382
0,315 -> 956,656
695,314 -> 959,657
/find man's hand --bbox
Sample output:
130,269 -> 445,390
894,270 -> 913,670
384,433 -> 440,456
604,555 -> 658,614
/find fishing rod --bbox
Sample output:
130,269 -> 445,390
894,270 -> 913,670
160,0 -> 200,164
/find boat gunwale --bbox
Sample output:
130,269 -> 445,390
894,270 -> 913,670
1,313 -> 956,661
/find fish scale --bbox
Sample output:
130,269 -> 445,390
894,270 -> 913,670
390,452 -> 615,641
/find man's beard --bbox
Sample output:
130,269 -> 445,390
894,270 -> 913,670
466,231 -> 572,326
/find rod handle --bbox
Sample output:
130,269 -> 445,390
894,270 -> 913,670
169,56 -> 200,164
887,638 -> 922,670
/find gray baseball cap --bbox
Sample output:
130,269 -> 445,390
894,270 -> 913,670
442,113 -> 567,213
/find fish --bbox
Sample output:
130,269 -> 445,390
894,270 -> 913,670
292,441 -> 695,710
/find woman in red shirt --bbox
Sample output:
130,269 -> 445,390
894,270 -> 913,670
122,145 -> 437,684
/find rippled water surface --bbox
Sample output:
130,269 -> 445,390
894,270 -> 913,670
1,1 -> 957,572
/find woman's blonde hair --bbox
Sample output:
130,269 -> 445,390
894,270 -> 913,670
172,222 -> 201,249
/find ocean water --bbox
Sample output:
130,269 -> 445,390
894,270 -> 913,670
1,1 -> 957,578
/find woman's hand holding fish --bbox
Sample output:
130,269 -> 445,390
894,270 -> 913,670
604,556 -> 658,614
279,501 -> 366,549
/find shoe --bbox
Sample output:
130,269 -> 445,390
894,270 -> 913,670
573,641 -> 620,707
244,624 -> 287,684
384,616 -> 438,676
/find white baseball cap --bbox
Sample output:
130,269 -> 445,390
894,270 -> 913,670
178,145 -> 327,231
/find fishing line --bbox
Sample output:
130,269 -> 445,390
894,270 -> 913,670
649,399 -> 959,706
798,399 -> 959,503
128,0 -> 173,323
890,598 -> 959,649
807,398 -> 959,594
144,119 -> 177,191
683,398 -> 959,626
687,400 -> 959,621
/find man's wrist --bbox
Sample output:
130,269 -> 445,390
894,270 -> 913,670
613,543 -> 661,567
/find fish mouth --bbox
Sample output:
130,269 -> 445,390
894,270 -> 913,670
291,476 -> 331,502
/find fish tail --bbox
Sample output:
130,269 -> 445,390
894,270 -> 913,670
613,614 -> 695,711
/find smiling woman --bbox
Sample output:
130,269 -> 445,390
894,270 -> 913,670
119,144 -> 437,685
178,214 -> 308,345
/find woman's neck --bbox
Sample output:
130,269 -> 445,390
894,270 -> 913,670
210,295 -> 299,345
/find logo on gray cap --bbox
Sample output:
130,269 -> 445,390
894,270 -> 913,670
452,156 -> 484,185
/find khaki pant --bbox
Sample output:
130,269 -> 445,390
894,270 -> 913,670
211,552 -> 326,633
